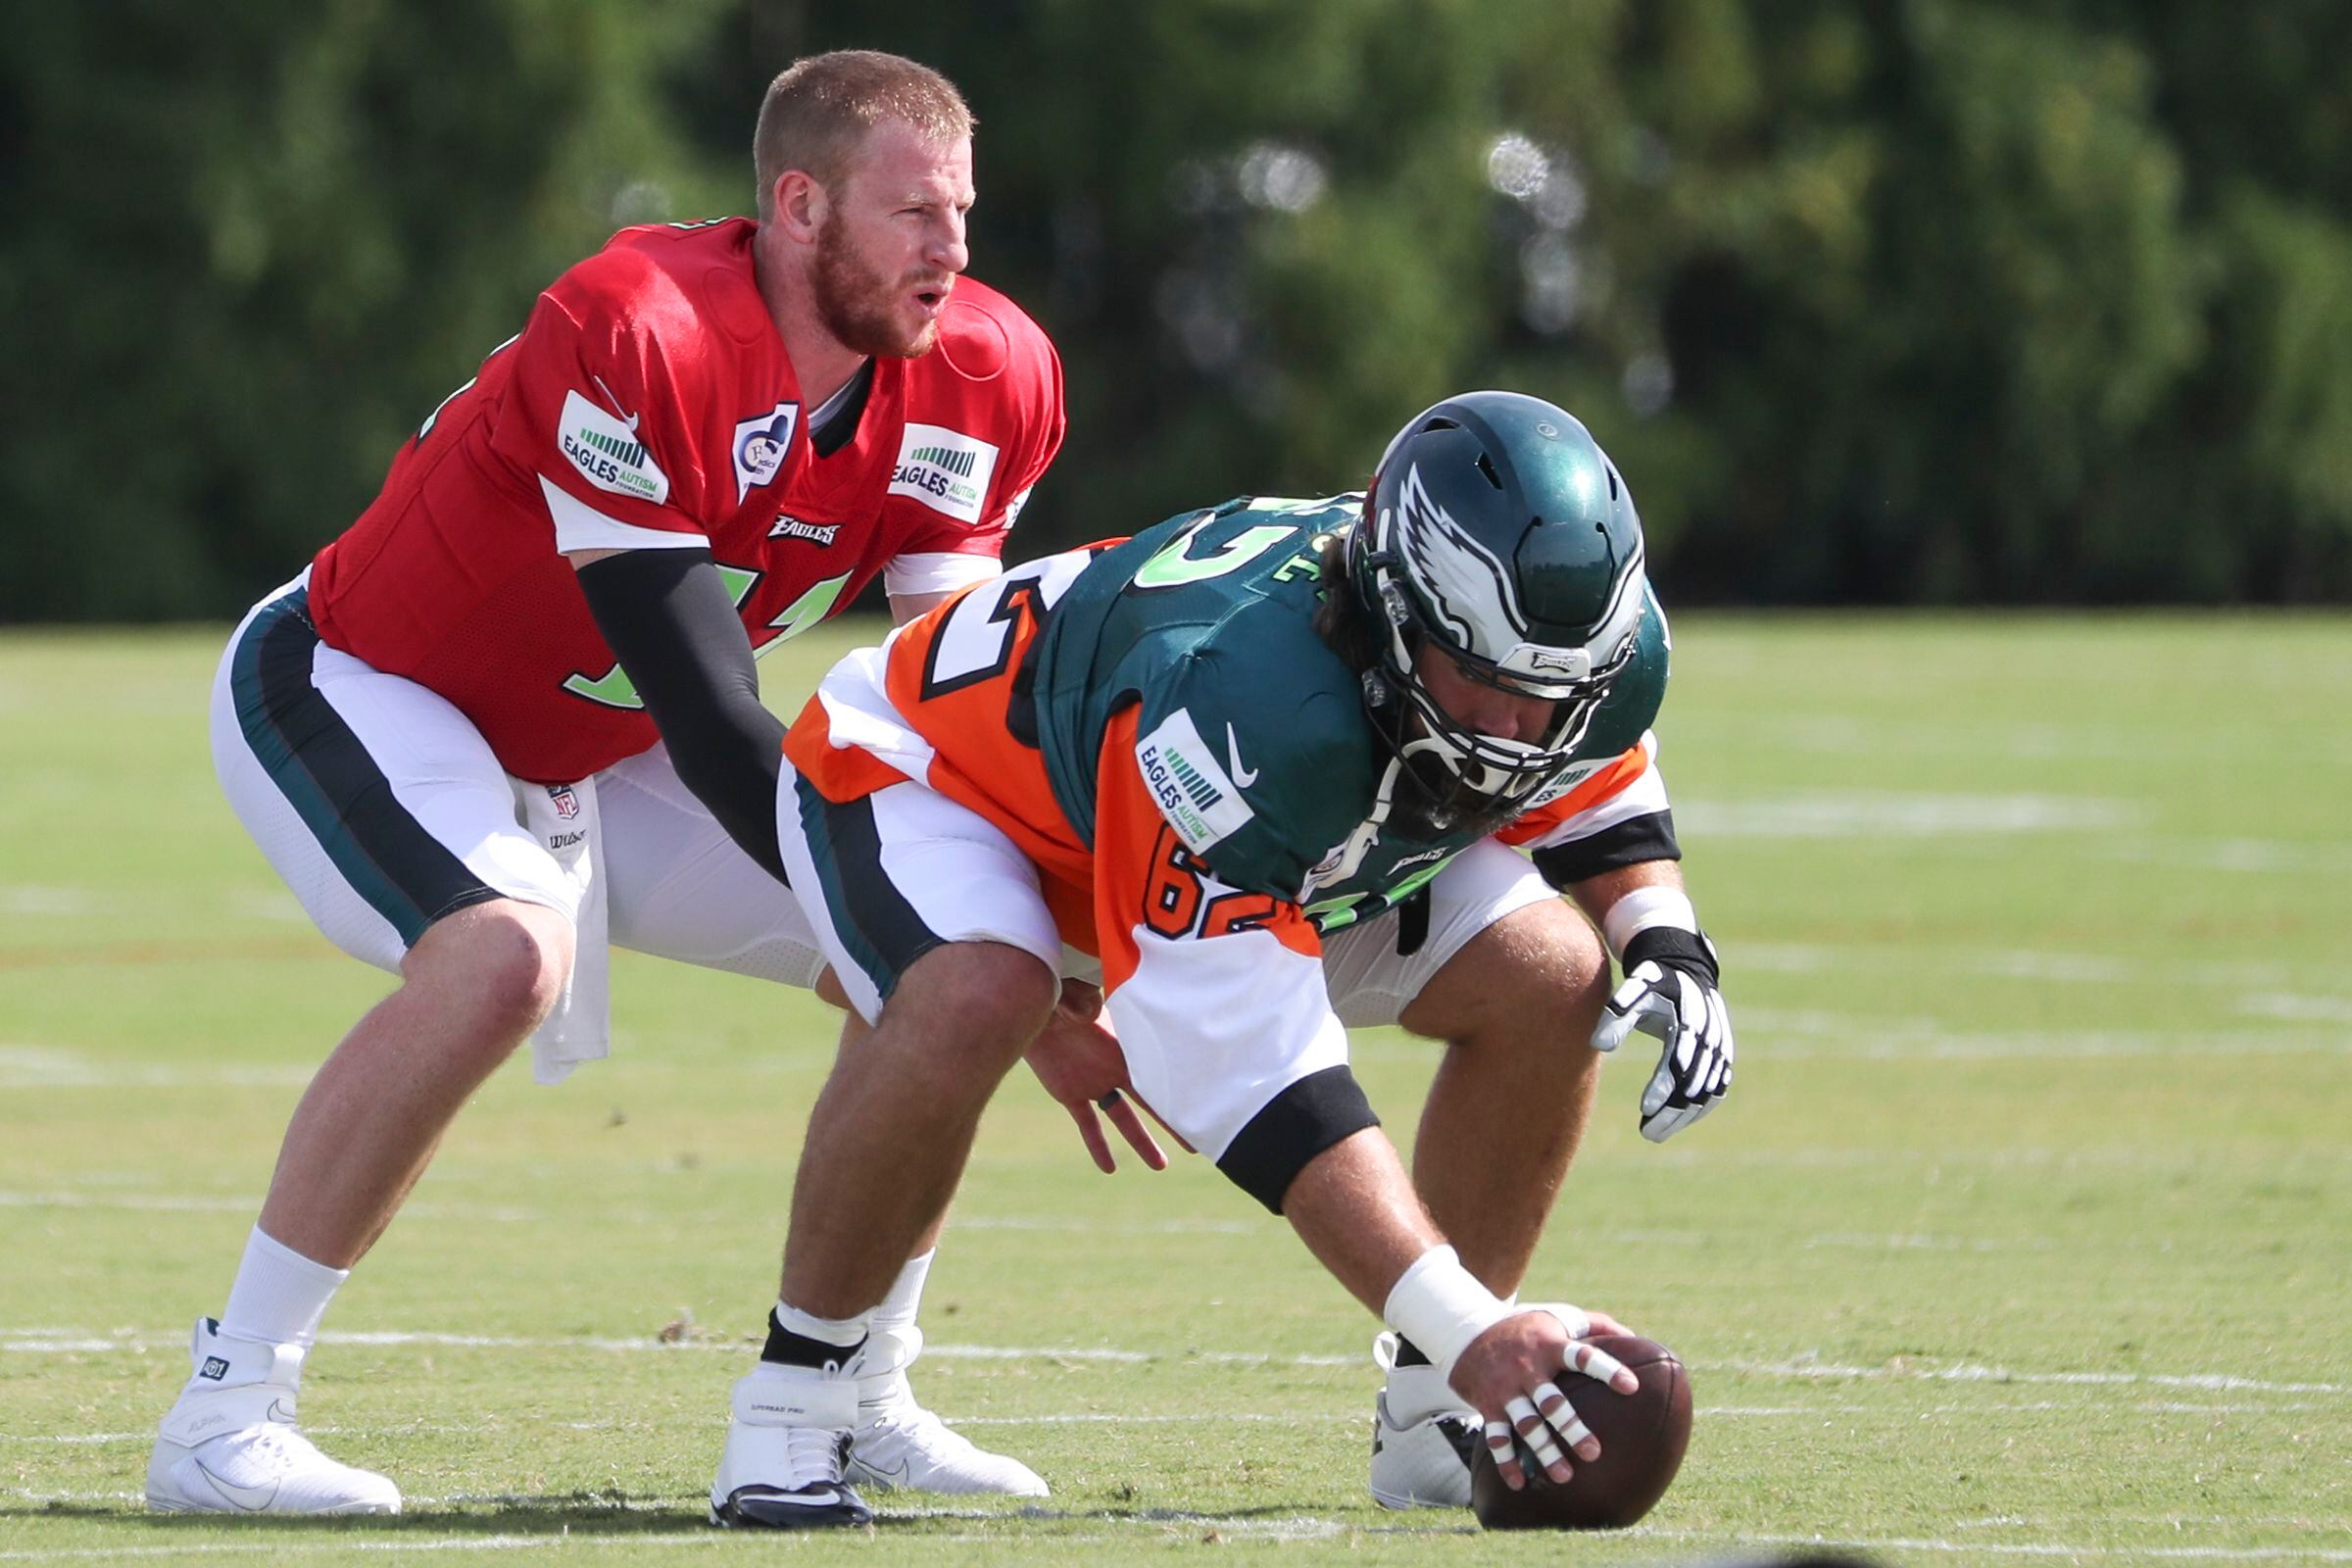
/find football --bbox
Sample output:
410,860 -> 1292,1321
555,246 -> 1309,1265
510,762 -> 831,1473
1469,1334 -> 1692,1531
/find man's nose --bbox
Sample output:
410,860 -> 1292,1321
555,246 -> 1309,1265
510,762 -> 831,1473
1486,691 -> 1552,743
931,211 -> 969,274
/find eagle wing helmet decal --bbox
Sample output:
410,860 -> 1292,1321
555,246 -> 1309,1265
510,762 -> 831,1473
1390,461 -> 1526,651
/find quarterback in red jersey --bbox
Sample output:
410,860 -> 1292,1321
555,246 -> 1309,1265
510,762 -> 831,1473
156,52 -> 1099,1523
310,217 -> 1058,785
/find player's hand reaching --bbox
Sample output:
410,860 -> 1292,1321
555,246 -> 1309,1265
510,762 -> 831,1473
1592,927 -> 1734,1142
1448,1304 -> 1640,1491
1023,980 -> 1174,1174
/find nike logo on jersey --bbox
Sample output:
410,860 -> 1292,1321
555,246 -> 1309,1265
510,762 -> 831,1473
558,390 -> 668,505
1136,709 -> 1256,854
193,1458 -> 281,1512
1225,724 -> 1259,788
591,374 -> 641,431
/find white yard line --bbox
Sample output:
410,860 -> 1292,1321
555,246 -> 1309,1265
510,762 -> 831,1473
0,1066 -> 317,1090
1643,1531 -> 2352,1562
2,1520 -> 2350,1561
4,1325 -> 2340,1396
1737,943 -> 2350,996
0,1192 -> 1269,1234
1677,792 -> 2149,838
1727,1025 -> 2351,1061
12,1399 -> 2329,1450
2104,837 -> 2352,876
1718,1356 -> 2346,1396
0,885 -> 304,921
949,1213 -> 1263,1236
12,1017 -> 2344,1092
0,1193 -> 542,1224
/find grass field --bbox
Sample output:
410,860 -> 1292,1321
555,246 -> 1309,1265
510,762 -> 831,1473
3,614 -> 2348,1567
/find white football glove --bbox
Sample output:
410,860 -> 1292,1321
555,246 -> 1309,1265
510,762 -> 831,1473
1591,928 -> 1733,1143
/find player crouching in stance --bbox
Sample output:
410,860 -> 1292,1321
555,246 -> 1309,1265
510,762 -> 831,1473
710,390 -> 1736,1526
150,51 -> 1067,1516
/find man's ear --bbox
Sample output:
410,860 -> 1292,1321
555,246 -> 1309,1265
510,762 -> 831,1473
770,170 -> 829,243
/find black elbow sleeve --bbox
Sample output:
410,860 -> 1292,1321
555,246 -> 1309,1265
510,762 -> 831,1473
1215,1065 -> 1382,1214
1531,809 -> 1683,890
575,549 -> 788,882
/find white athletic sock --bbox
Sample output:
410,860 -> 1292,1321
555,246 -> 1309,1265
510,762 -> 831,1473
872,1249 -> 935,1329
218,1225 -> 348,1350
771,1298 -> 872,1350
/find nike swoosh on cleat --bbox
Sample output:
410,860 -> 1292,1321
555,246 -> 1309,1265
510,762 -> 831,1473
855,1451 -> 910,1484
1225,723 -> 1259,788
192,1459 -> 281,1512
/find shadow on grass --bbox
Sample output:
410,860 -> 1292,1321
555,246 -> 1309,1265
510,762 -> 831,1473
12,1495 -> 1473,1538
16,1494 -> 711,1537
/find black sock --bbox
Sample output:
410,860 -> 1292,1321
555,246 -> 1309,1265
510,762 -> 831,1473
760,1308 -> 866,1371
1393,1335 -> 1432,1368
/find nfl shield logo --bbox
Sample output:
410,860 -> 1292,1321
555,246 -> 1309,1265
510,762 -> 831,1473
548,785 -> 580,820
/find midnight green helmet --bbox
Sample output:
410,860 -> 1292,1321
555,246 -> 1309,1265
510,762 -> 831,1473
1347,391 -> 1646,828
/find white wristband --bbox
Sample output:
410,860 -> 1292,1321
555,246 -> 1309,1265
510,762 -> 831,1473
1383,1245 -> 1509,1382
1601,885 -> 1699,961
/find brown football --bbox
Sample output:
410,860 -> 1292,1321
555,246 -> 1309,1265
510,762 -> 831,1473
1469,1334 -> 1692,1531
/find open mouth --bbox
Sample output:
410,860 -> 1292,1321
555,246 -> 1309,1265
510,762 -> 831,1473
909,278 -> 954,316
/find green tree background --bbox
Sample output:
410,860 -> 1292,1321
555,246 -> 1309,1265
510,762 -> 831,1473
6,0 -> 2348,619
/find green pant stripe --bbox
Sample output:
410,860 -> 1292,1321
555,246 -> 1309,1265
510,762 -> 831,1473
229,590 -> 497,945
793,774 -> 943,1004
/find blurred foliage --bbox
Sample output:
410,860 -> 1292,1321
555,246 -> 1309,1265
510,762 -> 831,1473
5,0 -> 2349,618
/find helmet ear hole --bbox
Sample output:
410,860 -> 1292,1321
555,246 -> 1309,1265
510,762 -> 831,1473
1475,453 -> 1504,490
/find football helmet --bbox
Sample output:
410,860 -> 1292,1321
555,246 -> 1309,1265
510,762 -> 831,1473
1348,391 -> 1647,830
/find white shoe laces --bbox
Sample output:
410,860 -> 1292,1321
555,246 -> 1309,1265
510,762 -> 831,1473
193,1418 -> 348,1484
776,1424 -> 849,1486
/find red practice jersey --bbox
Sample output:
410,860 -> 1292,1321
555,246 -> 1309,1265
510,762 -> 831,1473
306,218 -> 1064,783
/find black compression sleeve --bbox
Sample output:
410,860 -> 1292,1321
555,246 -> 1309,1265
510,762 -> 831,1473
1529,808 -> 1683,889
1216,1065 -> 1382,1213
574,548 -> 786,883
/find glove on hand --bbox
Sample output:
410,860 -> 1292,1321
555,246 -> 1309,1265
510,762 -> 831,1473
1591,926 -> 1732,1142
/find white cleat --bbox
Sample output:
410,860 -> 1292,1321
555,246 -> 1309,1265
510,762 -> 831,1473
146,1318 -> 401,1516
1368,1332 -> 1477,1510
846,1369 -> 1049,1497
710,1364 -> 873,1530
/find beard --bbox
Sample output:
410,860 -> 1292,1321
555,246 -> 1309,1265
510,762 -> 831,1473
811,209 -> 946,359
